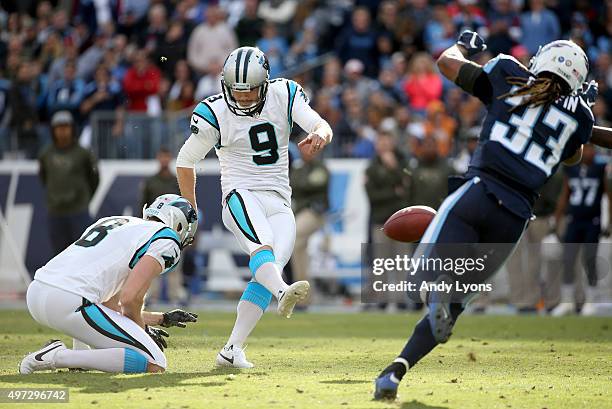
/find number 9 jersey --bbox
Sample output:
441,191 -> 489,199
34,216 -> 181,304
177,78 -> 324,204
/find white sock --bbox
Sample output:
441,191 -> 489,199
227,300 -> 264,348
54,348 -> 134,373
254,262 -> 289,299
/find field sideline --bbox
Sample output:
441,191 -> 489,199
0,310 -> 610,409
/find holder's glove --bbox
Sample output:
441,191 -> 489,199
160,309 -> 198,328
146,326 -> 169,350
456,30 -> 487,57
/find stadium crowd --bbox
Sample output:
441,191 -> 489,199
2,0 -> 612,314
1,0 -> 611,160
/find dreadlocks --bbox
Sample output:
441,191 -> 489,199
499,73 -> 570,112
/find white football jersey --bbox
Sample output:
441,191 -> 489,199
34,216 -> 181,304
177,78 -> 323,203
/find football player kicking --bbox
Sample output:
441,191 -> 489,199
374,31 -> 608,399
19,194 -> 198,374
176,46 -> 332,368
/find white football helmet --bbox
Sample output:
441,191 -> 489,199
221,46 -> 270,116
529,40 -> 589,93
143,194 -> 198,248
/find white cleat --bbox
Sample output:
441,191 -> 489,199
551,302 -> 576,317
19,340 -> 66,374
216,344 -> 254,369
277,281 -> 310,318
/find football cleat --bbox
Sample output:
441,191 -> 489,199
19,339 -> 66,374
373,358 -> 408,400
427,275 -> 455,343
277,281 -> 310,318
551,302 -> 576,317
374,372 -> 400,400
216,344 -> 254,369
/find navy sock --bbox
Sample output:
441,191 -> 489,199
398,316 -> 438,372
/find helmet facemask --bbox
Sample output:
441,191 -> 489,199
221,47 -> 270,116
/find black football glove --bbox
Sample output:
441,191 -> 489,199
582,80 -> 598,108
456,30 -> 487,57
160,309 -> 198,328
146,326 -> 169,350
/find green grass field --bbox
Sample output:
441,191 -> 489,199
0,310 -> 611,409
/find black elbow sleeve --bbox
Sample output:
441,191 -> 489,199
455,63 -> 484,95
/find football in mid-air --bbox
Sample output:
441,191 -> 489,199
382,205 -> 437,243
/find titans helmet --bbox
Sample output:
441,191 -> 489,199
529,40 -> 589,94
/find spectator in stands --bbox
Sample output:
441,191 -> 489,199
520,0 -> 561,55
39,111 -> 99,256
123,50 -> 161,113
46,40 -> 76,85
423,3 -> 456,57
423,100 -> 457,158
140,3 -> 168,54
377,67 -> 405,105
486,0 -> 521,55
286,21 -> 319,68
343,59 -> 379,103
375,1 -> 401,56
155,21 -> 188,79
290,152 -> 330,307
448,0 -> 487,33
80,65 -> 125,149
409,135 -> 452,209
235,0 -> 264,46
402,53 -> 443,114
335,7 -> 379,78
257,22 -> 288,78
257,0 -> 299,34
195,59 -> 223,101
9,62 -> 40,158
77,31 -> 110,81
167,60 -> 195,111
187,4 -> 237,75
46,60 -> 85,120
365,131 -> 411,310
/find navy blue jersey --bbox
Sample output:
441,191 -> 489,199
565,162 -> 606,221
464,54 -> 594,219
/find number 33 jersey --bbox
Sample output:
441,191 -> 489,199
178,78 -> 324,204
34,217 -> 181,304
466,54 -> 594,219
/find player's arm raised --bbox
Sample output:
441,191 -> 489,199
176,115 -> 220,210
437,31 -> 492,104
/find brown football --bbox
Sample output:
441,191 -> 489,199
382,205 -> 437,243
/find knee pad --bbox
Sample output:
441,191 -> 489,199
240,281 -> 272,311
123,349 -> 148,373
249,249 -> 275,277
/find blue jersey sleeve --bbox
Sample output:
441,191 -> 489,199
482,54 -> 531,100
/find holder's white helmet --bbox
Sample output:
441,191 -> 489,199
143,194 -> 198,248
221,47 -> 270,116
529,40 -> 589,93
